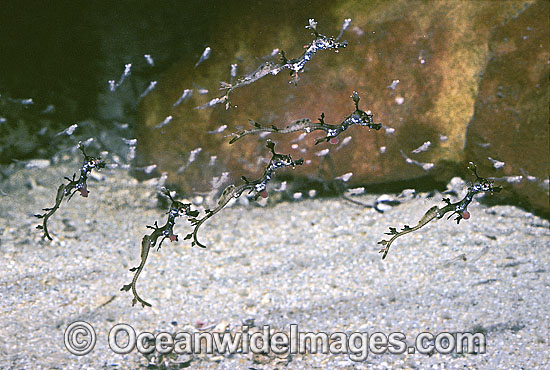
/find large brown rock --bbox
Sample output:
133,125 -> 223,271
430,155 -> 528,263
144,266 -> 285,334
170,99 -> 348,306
465,0 -> 549,212
137,0 -> 546,212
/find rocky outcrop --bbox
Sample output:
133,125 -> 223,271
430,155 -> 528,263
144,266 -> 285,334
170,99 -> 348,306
465,0 -> 549,212
137,0 -> 547,212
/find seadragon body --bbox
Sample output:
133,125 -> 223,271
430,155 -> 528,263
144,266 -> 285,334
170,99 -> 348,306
197,18 -> 349,110
185,140 -> 303,248
35,142 -> 105,240
229,91 -> 382,144
378,163 -> 502,259
121,190 -> 198,307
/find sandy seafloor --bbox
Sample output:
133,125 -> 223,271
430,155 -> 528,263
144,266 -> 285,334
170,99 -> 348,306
0,160 -> 548,370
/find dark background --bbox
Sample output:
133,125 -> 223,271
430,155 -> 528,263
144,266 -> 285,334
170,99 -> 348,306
0,0 -> 316,162
0,1 -> 222,121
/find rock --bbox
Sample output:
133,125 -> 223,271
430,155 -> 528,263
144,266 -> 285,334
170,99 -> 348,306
137,0 -> 542,211
465,0 -> 549,213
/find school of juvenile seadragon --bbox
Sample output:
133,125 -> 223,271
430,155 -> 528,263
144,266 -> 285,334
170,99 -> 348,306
32,18 -> 504,307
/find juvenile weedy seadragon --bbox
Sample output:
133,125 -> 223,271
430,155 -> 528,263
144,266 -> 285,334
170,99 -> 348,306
229,91 -> 382,144
185,140 -> 303,248
197,18 -> 349,110
35,142 -> 106,240
378,162 -> 502,259
120,189 -> 199,307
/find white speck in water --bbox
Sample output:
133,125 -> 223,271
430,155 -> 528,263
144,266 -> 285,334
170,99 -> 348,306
305,159 -> 312,165
123,63 -> 132,76
379,146 -> 386,154
195,96 -> 222,109
336,172 -> 353,182
488,157 -> 505,169
140,81 -> 157,98
158,172 -> 168,187
144,54 -> 154,66
259,132 -> 271,139
230,64 -> 238,78
385,127 -> 395,135
293,192 -> 303,200
291,144 -> 299,149
401,150 -> 434,171
439,134 -> 448,142
25,159 -> 51,169
110,63 -> 131,91
315,149 -> 330,157
122,138 -> 137,146
395,96 -> 404,105
173,89 -> 193,107
209,156 -> 217,166
42,104 -> 55,114
208,125 -> 227,134
292,133 -> 307,142
387,79 -> 400,90
412,141 -> 431,154
208,173 -> 230,199
142,164 -> 157,174
336,136 -> 352,151
256,156 -> 269,166
342,18 -> 352,31
336,18 -> 352,41
56,124 -> 78,136
347,187 -> 365,195
300,148 -> 307,153
0,117 -> 6,124
197,89 -> 209,95
79,138 -> 94,147
274,181 -> 287,192
188,148 -> 202,163
194,46 -> 211,68
154,115 -> 173,129
307,19 -> 318,31
505,176 -> 523,183
127,147 -> 136,161
308,189 -> 317,198
20,98 -> 34,105
352,25 -> 365,36
421,162 -> 434,171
